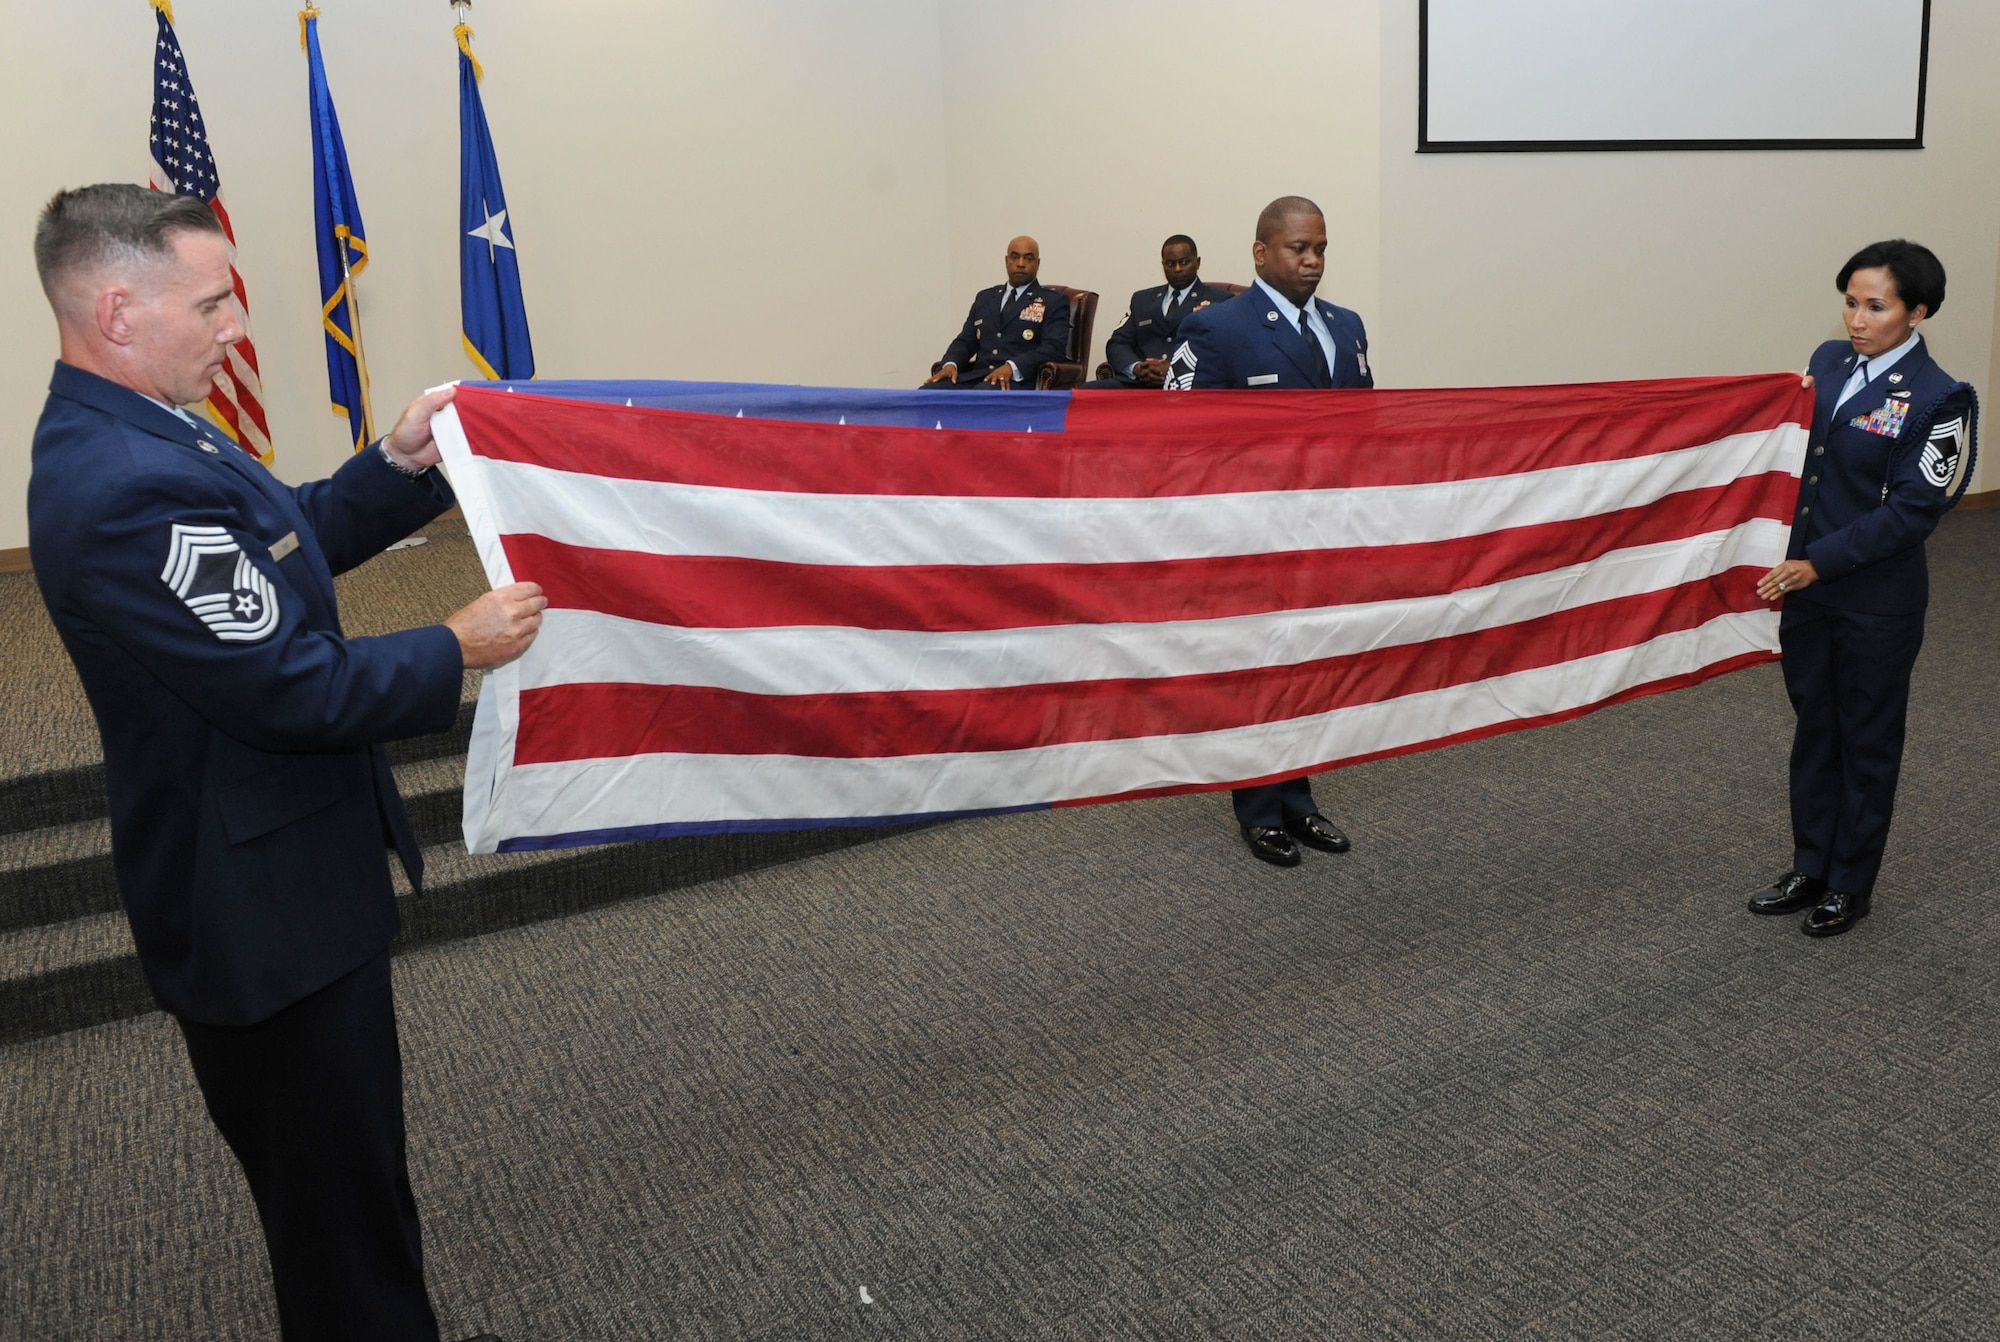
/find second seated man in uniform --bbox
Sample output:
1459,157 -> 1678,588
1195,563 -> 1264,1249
1087,234 -> 1232,389
922,234 -> 1071,390
1166,195 -> 1372,869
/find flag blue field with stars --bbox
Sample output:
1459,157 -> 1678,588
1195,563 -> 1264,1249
458,24 -> 535,381
303,8 -> 372,448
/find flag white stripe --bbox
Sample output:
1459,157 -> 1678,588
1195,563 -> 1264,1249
518,519 -> 1788,696
476,613 -> 1775,845
470,427 -> 1804,567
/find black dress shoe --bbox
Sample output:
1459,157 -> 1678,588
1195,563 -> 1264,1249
1748,870 -> 1826,915
1802,888 -> 1871,937
1242,826 -> 1302,867
1285,813 -> 1351,854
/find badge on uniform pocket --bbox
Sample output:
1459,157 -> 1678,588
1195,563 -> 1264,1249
1851,400 -> 1910,437
1020,300 -> 1046,324
1022,329 -> 1035,340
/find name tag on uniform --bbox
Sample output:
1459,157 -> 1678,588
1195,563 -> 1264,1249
269,531 -> 300,562
1248,374 -> 1279,386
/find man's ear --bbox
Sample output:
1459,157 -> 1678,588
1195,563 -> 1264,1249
1251,239 -> 1269,271
95,286 -> 137,347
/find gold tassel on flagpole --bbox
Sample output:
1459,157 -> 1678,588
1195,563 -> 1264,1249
299,6 -> 319,52
147,0 -> 176,23
454,25 -> 483,82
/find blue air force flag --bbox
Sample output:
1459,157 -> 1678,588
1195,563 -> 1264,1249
458,24 -> 535,381
302,9 -> 372,449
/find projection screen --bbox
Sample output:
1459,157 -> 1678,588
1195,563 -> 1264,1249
1420,0 -> 1931,151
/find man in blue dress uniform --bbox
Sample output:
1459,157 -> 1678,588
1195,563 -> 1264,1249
923,234 -> 1072,390
1087,235 -> 1234,388
29,184 -> 541,1338
1166,196 -> 1370,868
1749,239 -> 1975,937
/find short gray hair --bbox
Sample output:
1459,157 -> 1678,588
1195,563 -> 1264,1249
34,184 -> 221,300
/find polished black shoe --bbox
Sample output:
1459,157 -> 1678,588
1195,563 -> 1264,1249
1285,812 -> 1351,854
1242,825 -> 1302,867
1748,870 -> 1826,915
1802,888 -> 1871,937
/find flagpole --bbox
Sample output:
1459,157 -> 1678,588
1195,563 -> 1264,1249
337,230 -> 375,443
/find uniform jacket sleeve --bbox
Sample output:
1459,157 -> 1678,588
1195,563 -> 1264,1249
1104,289 -> 1152,378
292,441 -> 455,575
1176,307 -> 1230,389
1805,387 -> 1972,582
60,459 -> 462,755
940,295 -> 986,370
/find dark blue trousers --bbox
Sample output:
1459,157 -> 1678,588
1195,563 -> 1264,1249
1232,776 -> 1319,830
178,952 -> 439,1341
1779,599 -> 1926,897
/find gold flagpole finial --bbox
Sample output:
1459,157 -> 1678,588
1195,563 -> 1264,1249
148,0 -> 176,24
299,6 -> 320,53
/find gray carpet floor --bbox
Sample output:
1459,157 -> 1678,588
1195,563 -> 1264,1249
5,511 -> 1998,1340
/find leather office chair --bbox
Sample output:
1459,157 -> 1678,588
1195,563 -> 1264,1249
1034,285 -> 1098,390
1092,281 -> 1248,382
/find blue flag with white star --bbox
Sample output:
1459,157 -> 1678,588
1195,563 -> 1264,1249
458,25 -> 535,381
303,9 -> 371,448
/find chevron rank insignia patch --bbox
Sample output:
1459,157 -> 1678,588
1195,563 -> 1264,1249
1165,340 -> 1197,391
1920,415 -> 1966,487
160,523 -> 280,642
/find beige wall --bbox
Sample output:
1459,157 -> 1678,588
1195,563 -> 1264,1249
937,1 -> 1382,370
1375,0 -> 2000,473
4,1 -> 1997,552
0,0 -> 953,550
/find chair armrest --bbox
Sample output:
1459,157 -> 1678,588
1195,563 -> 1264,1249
1037,361 -> 1085,390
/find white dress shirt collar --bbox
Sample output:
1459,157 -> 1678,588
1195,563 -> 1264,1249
1838,327 -> 1922,406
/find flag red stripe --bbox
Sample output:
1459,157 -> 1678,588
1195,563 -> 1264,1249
500,472 -> 1795,633
513,574 -> 1764,764
1050,649 -> 1779,805
453,377 -> 1810,499
206,391 -> 244,437
207,197 -> 237,243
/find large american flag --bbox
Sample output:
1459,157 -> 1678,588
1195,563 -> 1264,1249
148,2 -> 272,462
433,376 -> 1810,854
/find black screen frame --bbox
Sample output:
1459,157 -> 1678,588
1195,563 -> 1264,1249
1417,0 -> 1931,153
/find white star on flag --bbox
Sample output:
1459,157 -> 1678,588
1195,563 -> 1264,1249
468,207 -> 515,261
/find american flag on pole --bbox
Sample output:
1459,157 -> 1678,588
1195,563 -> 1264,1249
432,376 -> 1810,854
147,0 -> 272,462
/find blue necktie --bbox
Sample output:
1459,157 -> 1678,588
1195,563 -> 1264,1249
1298,310 -> 1331,389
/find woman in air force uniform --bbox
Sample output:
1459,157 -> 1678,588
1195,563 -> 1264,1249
1748,240 -> 1977,936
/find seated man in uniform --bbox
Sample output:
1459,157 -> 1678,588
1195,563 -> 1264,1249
1167,195 -> 1371,869
1087,235 -> 1232,389
922,234 -> 1071,390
